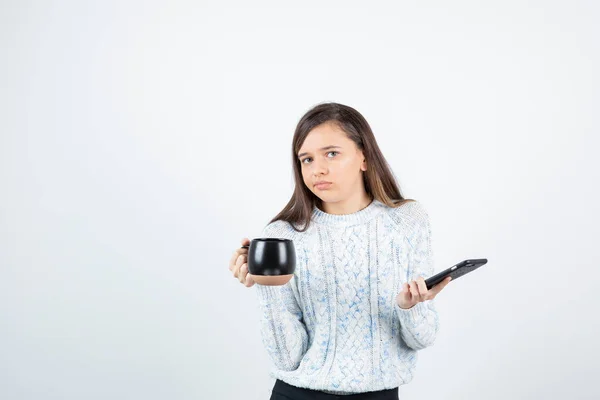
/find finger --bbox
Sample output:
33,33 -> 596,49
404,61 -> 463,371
403,282 -> 412,302
409,280 -> 419,300
397,282 -> 407,298
396,283 -> 410,307
233,254 -> 246,278
230,238 -> 250,268
416,277 -> 429,301
245,273 -> 255,287
229,247 -> 248,271
239,263 -> 248,283
430,276 -> 452,296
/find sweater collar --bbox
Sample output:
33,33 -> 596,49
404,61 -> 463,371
311,198 -> 386,227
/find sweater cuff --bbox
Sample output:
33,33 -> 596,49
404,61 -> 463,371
396,301 -> 429,325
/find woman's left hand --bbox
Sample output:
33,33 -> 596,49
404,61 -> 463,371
396,276 -> 452,309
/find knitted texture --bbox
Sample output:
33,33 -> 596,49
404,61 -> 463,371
254,199 -> 439,395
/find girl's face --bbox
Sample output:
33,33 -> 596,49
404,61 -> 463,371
297,121 -> 367,204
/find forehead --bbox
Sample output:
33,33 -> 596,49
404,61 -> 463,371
299,122 -> 352,151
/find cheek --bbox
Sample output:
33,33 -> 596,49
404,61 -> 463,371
301,168 -> 312,185
337,159 -> 357,178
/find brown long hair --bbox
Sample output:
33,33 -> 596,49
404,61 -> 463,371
270,102 -> 415,232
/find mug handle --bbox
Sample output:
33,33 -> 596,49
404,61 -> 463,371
241,245 -> 249,249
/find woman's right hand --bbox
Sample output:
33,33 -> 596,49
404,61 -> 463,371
229,238 -> 255,287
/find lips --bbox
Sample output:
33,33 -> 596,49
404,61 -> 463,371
314,181 -> 332,190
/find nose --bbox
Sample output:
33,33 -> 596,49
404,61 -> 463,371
311,158 -> 328,176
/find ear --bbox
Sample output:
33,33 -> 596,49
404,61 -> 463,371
361,158 -> 367,171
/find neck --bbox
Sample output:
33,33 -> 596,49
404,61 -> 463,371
311,195 -> 384,227
320,191 -> 373,215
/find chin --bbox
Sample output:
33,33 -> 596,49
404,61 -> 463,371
315,193 -> 340,203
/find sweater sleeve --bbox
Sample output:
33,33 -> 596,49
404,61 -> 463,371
253,222 -> 309,371
393,201 -> 441,351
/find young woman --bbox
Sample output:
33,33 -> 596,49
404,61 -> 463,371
229,102 -> 452,400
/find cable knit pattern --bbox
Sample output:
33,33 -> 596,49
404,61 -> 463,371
254,199 -> 440,395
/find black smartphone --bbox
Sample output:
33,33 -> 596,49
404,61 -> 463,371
425,258 -> 488,290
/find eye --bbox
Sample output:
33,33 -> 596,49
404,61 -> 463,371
300,151 -> 338,164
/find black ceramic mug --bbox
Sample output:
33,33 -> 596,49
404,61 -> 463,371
241,238 -> 296,286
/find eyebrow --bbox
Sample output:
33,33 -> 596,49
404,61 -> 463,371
298,145 -> 342,158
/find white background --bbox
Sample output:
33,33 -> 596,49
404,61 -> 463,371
1,1 -> 598,399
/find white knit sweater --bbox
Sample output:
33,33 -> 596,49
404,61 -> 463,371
254,199 -> 440,395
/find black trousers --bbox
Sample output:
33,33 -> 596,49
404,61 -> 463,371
270,379 -> 399,400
